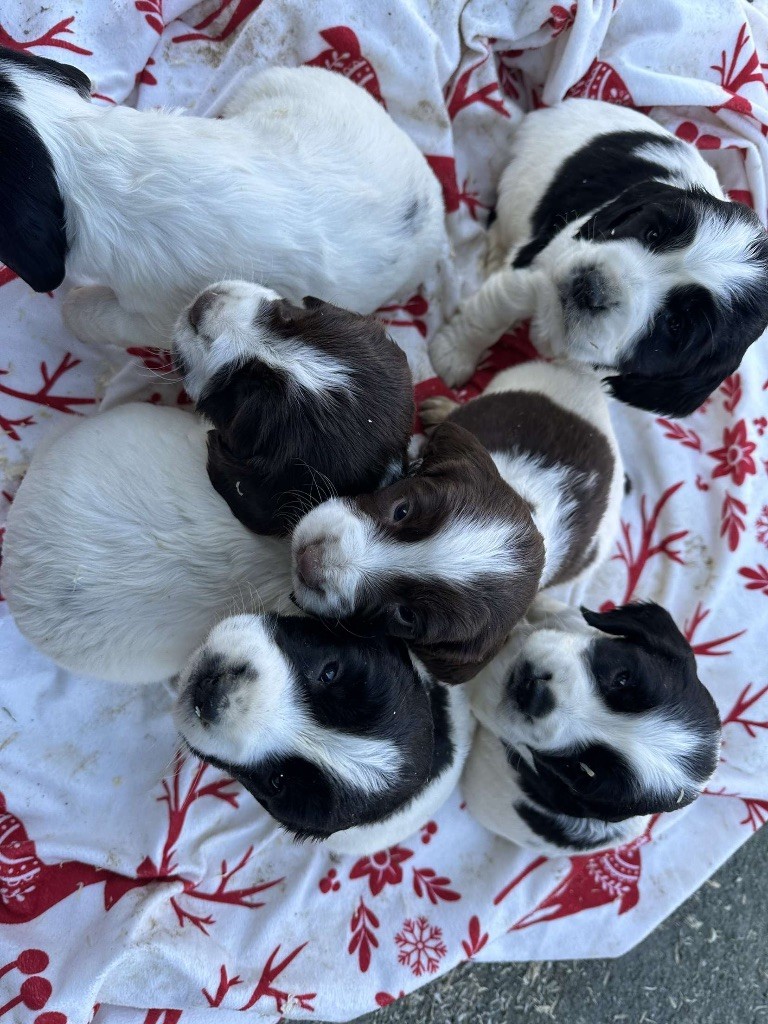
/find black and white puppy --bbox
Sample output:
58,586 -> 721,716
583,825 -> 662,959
174,613 -> 473,855
463,599 -> 722,854
430,99 -> 768,416
290,361 -> 623,683
0,47 -> 444,344
173,281 -> 414,535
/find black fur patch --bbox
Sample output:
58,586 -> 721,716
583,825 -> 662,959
0,46 -> 91,98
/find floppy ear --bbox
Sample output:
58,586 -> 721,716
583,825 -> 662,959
581,601 -> 693,662
0,106 -> 67,291
605,365 -> 732,418
413,641 -> 499,685
419,420 -> 502,480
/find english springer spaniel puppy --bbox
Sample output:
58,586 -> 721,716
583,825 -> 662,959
174,613 -> 473,854
463,598 -> 722,854
290,360 -> 623,683
429,99 -> 768,416
2,390 -> 403,682
0,47 -> 445,345
172,281 -> 414,535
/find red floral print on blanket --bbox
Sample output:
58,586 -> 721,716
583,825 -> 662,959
306,27 -> 386,107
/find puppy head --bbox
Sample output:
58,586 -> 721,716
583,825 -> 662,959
0,48 -> 91,291
174,613 -> 435,841
291,420 -> 545,684
173,281 -> 414,534
536,178 -> 768,415
479,601 -> 721,822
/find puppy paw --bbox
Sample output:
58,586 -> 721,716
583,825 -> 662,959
62,285 -> 119,345
428,322 -> 480,387
419,395 -> 459,431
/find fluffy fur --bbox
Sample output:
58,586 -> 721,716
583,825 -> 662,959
430,99 -> 768,416
290,361 -> 623,683
174,613 -> 473,854
172,282 -> 414,535
463,598 -> 722,854
0,49 -> 445,343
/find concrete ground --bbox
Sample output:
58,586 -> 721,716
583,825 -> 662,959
341,825 -> 768,1024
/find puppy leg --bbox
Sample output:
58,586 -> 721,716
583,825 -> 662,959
483,221 -> 508,275
428,268 -> 539,386
63,286 -> 169,348
419,395 -> 459,433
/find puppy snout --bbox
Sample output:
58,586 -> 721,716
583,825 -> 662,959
568,268 -> 608,313
295,541 -> 326,593
191,664 -> 228,725
188,289 -> 222,332
510,661 -> 554,719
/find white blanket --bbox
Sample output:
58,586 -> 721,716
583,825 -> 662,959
1,1 -> 768,1021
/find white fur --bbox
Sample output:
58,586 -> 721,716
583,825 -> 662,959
4,61 -> 445,344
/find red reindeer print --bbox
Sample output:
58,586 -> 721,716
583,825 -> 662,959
412,866 -> 460,904
683,602 -> 745,657
0,17 -> 92,55
493,854 -> 548,906
348,897 -> 380,973
568,59 -> 634,105
204,947 -> 315,1013
675,121 -> 721,150
136,0 -> 163,35
395,916 -> 447,976
306,27 -> 386,107
720,372 -> 743,413
136,751 -> 282,935
720,492 -> 748,552
612,482 -> 688,606
461,915 -> 489,958
378,295 -> 429,338
349,845 -> 413,897
721,682 -> 768,738
703,787 -> 768,832
512,820 -> 657,930
711,23 -> 763,116
548,3 -> 577,38
445,54 -> 509,120
173,0 -> 262,44
0,353 -> 97,442
656,417 -> 702,452
203,964 -> 241,1007
756,504 -> 768,547
708,420 -> 757,486
739,563 -> 768,596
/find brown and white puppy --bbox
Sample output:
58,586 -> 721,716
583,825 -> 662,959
172,280 -> 415,536
290,361 -> 624,682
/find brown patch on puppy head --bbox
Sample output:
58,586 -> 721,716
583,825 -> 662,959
349,420 -> 546,684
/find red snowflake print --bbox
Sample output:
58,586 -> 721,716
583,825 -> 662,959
675,121 -> 721,150
720,492 -> 748,552
204,947 -> 315,1013
568,59 -> 634,106
445,54 -> 509,120
318,867 -> 341,894
461,915 -> 489,958
0,16 -> 92,55
378,294 -> 429,338
722,682 -> 768,738
306,27 -> 386,107
420,820 -> 438,845
349,845 -> 413,896
395,916 -> 447,976
656,417 -> 702,451
683,602 -> 745,657
348,897 -> 379,973
612,482 -> 687,605
412,866 -> 460,904
720,372 -> 743,413
711,23 -> 763,116
136,0 -> 163,34
755,505 -> 768,547
548,3 -> 577,37
173,0 -> 262,44
708,420 -> 757,486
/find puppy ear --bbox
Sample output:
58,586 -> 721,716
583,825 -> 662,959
581,601 -> 693,662
419,420 -> 501,480
0,108 -> 67,291
302,296 -> 327,309
605,366 -> 731,418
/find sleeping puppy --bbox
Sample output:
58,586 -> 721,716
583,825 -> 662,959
429,98 -> 768,416
172,281 -> 414,535
0,48 -> 445,344
290,360 -> 623,683
463,599 -> 722,854
174,613 -> 473,855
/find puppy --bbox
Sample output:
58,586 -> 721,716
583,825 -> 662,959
0,48 -> 445,344
174,613 -> 473,855
290,361 -> 623,682
429,99 -> 768,416
463,598 -> 722,854
172,281 -> 414,535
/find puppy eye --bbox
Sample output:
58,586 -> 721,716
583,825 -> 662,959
613,670 -> 630,688
392,500 -> 410,523
667,314 -> 683,336
395,605 -> 416,627
645,227 -> 660,244
269,771 -> 286,793
319,661 -> 340,684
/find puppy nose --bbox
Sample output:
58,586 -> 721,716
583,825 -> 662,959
570,269 -> 608,312
295,542 -> 326,592
188,289 -> 220,332
191,667 -> 227,725
510,661 -> 553,718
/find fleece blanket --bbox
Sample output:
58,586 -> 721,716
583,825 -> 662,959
1,1 -> 768,1021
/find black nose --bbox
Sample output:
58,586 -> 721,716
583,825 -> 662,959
569,268 -> 608,312
191,663 -> 227,725
188,289 -> 219,332
509,661 -> 554,719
